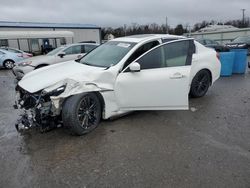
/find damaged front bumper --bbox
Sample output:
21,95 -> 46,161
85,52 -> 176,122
14,85 -> 63,133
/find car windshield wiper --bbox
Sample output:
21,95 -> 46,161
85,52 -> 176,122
81,61 -> 94,66
81,61 -> 106,68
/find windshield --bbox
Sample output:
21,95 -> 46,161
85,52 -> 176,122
79,41 -> 136,67
233,36 -> 250,43
47,46 -> 65,56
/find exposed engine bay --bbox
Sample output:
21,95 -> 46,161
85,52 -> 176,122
14,85 -> 66,132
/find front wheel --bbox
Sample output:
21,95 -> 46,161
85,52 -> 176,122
62,93 -> 102,136
190,70 -> 211,98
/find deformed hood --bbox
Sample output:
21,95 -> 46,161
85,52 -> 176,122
18,61 -> 114,93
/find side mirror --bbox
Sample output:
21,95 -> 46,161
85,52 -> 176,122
129,62 -> 141,72
58,52 -> 66,58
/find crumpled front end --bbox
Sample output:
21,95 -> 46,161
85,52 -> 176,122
14,77 -> 115,133
14,84 -> 65,132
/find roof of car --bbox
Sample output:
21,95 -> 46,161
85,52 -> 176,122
59,43 -> 99,48
112,34 -> 185,43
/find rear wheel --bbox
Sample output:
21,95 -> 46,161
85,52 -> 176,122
4,60 -> 15,69
62,93 -> 102,136
190,70 -> 211,98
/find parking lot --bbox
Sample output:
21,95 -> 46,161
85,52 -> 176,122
0,63 -> 250,187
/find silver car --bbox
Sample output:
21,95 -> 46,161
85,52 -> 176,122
13,43 -> 99,80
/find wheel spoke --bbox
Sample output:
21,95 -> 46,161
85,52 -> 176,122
201,76 -> 208,83
77,95 -> 99,130
81,115 -> 88,127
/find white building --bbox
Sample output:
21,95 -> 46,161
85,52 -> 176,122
0,21 -> 101,54
186,25 -> 250,44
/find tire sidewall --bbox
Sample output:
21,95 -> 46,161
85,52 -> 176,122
62,93 -> 102,135
190,70 -> 210,98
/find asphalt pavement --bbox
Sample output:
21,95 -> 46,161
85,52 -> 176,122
0,67 -> 250,188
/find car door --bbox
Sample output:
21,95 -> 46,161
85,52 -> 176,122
114,39 -> 194,110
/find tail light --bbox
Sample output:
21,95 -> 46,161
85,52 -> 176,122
26,54 -> 33,57
18,53 -> 33,58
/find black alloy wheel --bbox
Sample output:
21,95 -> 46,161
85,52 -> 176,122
62,93 -> 101,135
190,70 -> 211,98
77,95 -> 99,130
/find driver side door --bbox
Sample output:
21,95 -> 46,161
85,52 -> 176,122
114,39 -> 194,110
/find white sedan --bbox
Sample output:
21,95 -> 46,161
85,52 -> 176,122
15,34 -> 221,135
12,43 -> 99,80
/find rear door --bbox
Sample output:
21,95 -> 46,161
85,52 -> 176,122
114,39 -> 194,110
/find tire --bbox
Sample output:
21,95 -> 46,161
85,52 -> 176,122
62,93 -> 102,136
3,60 -> 15,69
190,70 -> 211,98
35,64 -> 48,69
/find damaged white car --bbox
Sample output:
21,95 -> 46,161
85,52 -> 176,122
14,34 -> 221,135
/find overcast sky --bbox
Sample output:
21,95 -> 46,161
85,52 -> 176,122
0,0 -> 249,28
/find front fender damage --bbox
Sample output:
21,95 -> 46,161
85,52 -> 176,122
49,78 -> 113,113
15,78 -> 113,133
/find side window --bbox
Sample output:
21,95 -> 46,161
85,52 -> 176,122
64,45 -> 81,55
136,40 -> 193,70
164,40 -> 191,67
123,41 -> 160,69
137,46 -> 164,69
84,45 -> 97,53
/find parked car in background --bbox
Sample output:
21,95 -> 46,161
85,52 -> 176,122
12,43 -> 99,80
0,48 -> 28,69
197,39 -> 229,52
15,34 -> 221,135
226,36 -> 250,55
0,47 -> 33,58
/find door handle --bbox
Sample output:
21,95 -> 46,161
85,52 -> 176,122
170,72 -> 184,79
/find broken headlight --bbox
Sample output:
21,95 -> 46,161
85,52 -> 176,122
42,85 -> 66,97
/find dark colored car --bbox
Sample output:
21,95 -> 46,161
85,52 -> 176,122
226,36 -> 250,55
197,39 -> 229,52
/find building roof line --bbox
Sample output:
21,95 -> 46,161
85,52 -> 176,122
0,21 -> 101,29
